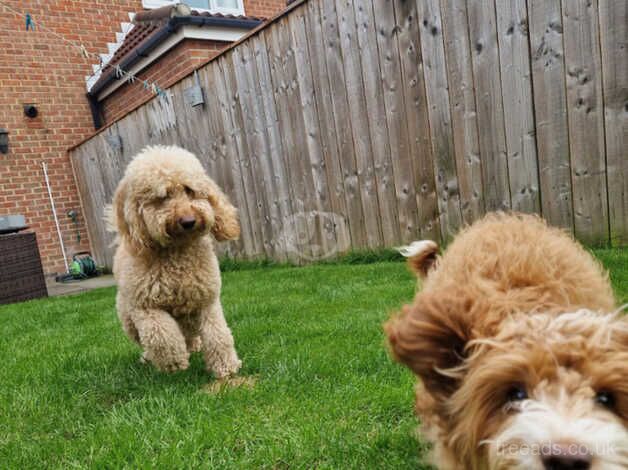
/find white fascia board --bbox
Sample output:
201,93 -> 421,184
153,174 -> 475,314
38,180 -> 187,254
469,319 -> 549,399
180,24 -> 250,42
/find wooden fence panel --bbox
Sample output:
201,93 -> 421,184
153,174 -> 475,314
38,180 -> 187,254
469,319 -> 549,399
467,0 -> 511,211
320,0 -> 367,248
304,1 -> 351,249
440,0 -> 484,225
562,0 -> 609,246
335,0 -> 383,248
213,58 -> 261,256
417,0 -> 463,241
69,0 -> 628,268
386,0 -> 440,242
599,0 -> 628,246
352,0 -> 400,246
221,56 -> 271,256
203,65 -> 251,257
496,0 -> 541,214
527,0 -> 574,231
251,33 -> 295,260
72,138 -> 115,267
232,45 -> 274,257
290,10 -> 338,257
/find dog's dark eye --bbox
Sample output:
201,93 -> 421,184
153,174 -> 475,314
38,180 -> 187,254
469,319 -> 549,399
595,390 -> 615,409
506,385 -> 528,402
184,186 -> 194,197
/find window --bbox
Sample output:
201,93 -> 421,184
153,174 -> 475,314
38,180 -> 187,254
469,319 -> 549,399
142,0 -> 244,15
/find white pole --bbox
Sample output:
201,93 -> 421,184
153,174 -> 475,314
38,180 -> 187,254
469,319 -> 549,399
42,162 -> 69,272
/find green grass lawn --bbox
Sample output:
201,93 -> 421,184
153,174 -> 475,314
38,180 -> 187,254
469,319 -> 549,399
0,249 -> 626,469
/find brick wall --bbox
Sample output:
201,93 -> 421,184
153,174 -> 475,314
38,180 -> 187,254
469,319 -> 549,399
244,0 -> 287,18
101,39 -> 228,125
0,0 -> 143,274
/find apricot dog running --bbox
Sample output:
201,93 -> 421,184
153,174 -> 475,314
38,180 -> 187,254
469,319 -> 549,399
386,213 -> 627,470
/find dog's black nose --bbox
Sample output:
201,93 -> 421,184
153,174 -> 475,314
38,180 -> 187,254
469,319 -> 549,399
178,216 -> 196,230
542,452 -> 592,470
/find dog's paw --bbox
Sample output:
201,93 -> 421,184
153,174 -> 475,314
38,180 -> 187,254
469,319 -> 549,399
212,359 -> 242,379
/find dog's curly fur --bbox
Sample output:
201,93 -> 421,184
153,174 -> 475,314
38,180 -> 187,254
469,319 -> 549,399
110,145 -> 242,377
386,213 -> 627,469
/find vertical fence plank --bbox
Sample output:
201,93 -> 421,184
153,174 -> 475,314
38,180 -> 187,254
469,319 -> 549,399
393,0 -> 441,242
203,67 -> 248,257
335,0 -> 383,248
372,0 -> 420,243
374,0 -> 438,242
197,68 -> 243,258
144,94 -> 179,146
467,0 -> 511,211
599,0 -> 628,246
223,55 -> 273,257
417,0 -> 464,241
290,10 -> 338,257
252,32 -> 297,261
98,123 -> 123,198
233,43 -> 285,259
266,19 -> 322,260
527,0 -> 574,232
213,58 -> 260,257
496,0 -> 541,214
440,0 -> 485,225
352,0 -> 400,246
116,106 -> 149,159
70,144 -> 113,267
320,0 -> 367,248
304,0 -> 352,252
562,0 -> 609,246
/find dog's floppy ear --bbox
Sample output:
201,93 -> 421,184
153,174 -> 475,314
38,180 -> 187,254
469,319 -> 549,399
111,177 -> 150,250
385,292 -> 473,399
207,185 -> 240,242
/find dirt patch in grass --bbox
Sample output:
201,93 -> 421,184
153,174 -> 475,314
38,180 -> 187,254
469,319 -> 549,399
202,375 -> 258,394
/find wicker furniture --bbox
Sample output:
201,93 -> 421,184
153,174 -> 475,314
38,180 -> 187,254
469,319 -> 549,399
0,232 -> 48,305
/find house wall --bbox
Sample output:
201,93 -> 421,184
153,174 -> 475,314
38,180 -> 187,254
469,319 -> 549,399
0,0 -> 143,274
244,0 -> 287,18
0,0 -> 286,274
101,39 -> 228,125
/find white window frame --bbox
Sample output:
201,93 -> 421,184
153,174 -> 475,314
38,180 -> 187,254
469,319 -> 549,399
141,0 -> 244,16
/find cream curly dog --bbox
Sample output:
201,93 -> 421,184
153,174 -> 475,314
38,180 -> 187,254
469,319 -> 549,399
110,145 -> 242,377
386,213 -> 627,470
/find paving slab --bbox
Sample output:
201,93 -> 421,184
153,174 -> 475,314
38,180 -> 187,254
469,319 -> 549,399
46,275 -> 116,297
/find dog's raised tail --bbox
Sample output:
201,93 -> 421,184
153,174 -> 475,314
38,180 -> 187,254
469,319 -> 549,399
398,240 -> 439,279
